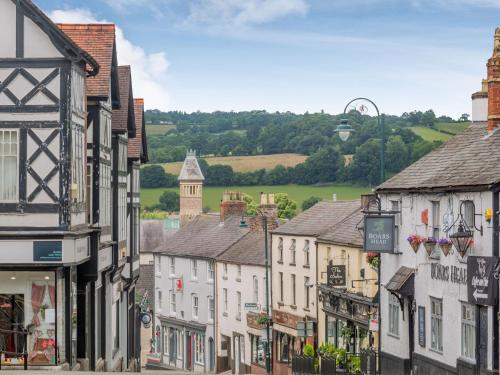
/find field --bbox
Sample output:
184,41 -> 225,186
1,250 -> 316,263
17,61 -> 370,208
141,184 -> 371,211
434,122 -> 470,135
410,127 -> 452,142
161,153 -> 308,174
146,124 -> 176,135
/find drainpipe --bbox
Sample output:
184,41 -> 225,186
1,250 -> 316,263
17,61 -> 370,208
492,187 -> 500,371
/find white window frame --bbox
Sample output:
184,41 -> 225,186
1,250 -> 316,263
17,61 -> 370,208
0,129 -> 19,202
223,263 -> 228,278
208,297 -> 215,321
207,262 -> 214,282
191,259 -> 198,280
461,303 -> 476,360
291,274 -> 296,306
278,237 -> 283,262
237,265 -> 241,281
170,292 -> 176,314
391,200 -> 401,251
388,293 -> 399,337
304,276 -> 310,308
236,291 -> 242,321
194,333 -> 205,365
279,272 -> 284,303
253,276 -> 259,303
192,295 -> 199,319
223,288 -> 228,314
169,257 -> 175,276
290,239 -> 296,265
156,256 -> 161,275
431,297 -> 443,352
303,240 -> 310,266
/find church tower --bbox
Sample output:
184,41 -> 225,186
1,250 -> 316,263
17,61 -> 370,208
178,150 -> 205,226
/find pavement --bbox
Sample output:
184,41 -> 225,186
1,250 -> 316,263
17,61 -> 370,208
0,370 -> 233,375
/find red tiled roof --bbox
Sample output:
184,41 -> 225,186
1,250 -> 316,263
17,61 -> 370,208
112,65 -> 133,133
129,98 -> 144,160
58,23 -> 116,98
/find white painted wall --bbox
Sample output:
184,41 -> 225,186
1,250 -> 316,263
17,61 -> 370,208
23,16 -> 63,58
472,97 -> 488,122
0,0 -> 16,58
380,191 -> 493,370
216,261 -> 266,369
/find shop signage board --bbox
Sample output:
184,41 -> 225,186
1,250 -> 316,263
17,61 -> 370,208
369,319 -> 379,332
418,306 -> 425,347
33,241 -> 62,262
327,265 -> 346,287
467,256 -> 499,306
245,303 -> 259,311
363,215 -> 395,253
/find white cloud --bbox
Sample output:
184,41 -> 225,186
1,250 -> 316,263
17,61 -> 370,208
49,8 -> 171,111
187,0 -> 309,27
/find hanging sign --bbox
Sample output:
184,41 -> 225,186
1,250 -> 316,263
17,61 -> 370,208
175,278 -> 183,292
363,215 -> 395,253
418,306 -> 425,347
327,265 -> 346,287
467,256 -> 499,306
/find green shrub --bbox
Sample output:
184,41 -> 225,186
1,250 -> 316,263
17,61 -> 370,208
303,344 -> 315,357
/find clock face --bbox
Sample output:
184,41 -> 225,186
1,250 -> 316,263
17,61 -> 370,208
141,312 -> 152,326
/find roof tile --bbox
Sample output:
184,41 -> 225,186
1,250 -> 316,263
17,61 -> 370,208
112,65 -> 134,133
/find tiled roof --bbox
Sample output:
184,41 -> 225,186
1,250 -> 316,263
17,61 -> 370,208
58,23 -> 116,98
112,66 -> 134,133
140,220 -> 178,253
178,151 -> 205,181
136,264 -> 154,308
153,214 -> 250,259
377,122 -> 500,192
317,208 -> 364,247
129,98 -> 146,161
217,230 -> 271,266
272,200 -> 361,237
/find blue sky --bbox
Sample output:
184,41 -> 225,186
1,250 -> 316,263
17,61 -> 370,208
40,0 -> 499,117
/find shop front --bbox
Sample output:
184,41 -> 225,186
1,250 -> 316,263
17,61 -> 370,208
247,312 -> 268,375
319,285 -> 379,354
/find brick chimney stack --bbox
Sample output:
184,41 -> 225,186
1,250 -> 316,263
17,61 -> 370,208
487,28 -> 500,133
220,191 -> 246,222
249,193 -> 279,231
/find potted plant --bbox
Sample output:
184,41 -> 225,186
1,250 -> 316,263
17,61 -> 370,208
407,235 -> 423,253
256,315 -> 271,326
366,252 -> 379,270
423,237 -> 437,256
438,238 -> 453,256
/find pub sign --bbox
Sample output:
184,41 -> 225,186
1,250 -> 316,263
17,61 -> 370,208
467,256 -> 499,306
327,265 -> 346,287
363,215 -> 395,253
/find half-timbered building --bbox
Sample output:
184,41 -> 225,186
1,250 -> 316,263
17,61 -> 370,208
0,0 -> 98,369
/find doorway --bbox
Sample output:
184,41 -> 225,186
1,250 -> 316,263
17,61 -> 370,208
187,332 -> 192,370
208,337 -> 214,371
0,294 -> 25,359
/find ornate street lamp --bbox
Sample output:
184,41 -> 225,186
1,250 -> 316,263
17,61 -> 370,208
449,201 -> 482,258
335,97 -> 385,182
335,119 -> 355,141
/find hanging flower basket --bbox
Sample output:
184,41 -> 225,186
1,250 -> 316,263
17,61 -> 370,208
458,239 -> 475,258
423,237 -> 437,256
407,235 -> 423,253
366,252 -> 380,270
438,238 -> 453,256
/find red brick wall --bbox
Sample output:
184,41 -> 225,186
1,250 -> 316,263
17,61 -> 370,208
488,28 -> 500,133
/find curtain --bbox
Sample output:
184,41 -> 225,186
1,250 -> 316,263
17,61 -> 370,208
48,285 -> 56,308
31,283 -> 46,326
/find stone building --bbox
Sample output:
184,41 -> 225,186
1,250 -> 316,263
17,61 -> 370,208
179,150 -> 204,226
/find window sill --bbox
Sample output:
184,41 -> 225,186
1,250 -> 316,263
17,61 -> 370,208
429,348 -> 443,355
289,263 -> 296,267
387,332 -> 400,340
223,312 -> 228,317
277,260 -> 283,265
290,305 -> 297,310
458,356 -> 476,365
303,265 -> 310,269
303,307 -> 310,312
277,301 -> 284,307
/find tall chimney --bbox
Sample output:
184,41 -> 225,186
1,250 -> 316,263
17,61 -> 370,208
220,191 -> 246,222
360,193 -> 376,210
487,28 -> 500,133
471,79 -> 488,122
250,193 -> 279,231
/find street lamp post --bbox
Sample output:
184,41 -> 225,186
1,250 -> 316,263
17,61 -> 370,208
262,215 -> 272,375
335,97 -> 386,183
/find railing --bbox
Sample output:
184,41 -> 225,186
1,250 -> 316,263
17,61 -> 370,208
292,350 -> 379,375
0,328 -> 28,370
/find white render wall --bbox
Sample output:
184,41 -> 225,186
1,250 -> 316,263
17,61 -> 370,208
216,261 -> 266,368
271,234 -> 317,319
154,253 -> 216,372
380,191 -> 493,370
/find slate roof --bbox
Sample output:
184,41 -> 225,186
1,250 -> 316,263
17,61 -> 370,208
317,208 -> 364,248
154,214 -> 250,259
377,122 -> 500,192
112,66 -> 134,134
217,230 -> 271,266
128,98 -> 148,162
272,200 -> 361,237
136,264 -> 154,308
178,151 -> 205,181
58,23 -> 116,98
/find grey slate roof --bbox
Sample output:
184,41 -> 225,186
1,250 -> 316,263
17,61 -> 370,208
153,214 -> 249,258
136,264 -> 154,308
272,200 -> 361,237
317,208 -> 364,247
217,230 -> 271,266
141,220 -> 178,253
377,122 -> 500,192
178,151 -> 205,181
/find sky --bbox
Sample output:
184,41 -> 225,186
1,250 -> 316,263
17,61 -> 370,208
38,0 -> 500,117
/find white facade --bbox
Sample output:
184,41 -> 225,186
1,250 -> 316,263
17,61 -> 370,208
154,253 -> 216,372
379,191 -> 494,373
216,261 -> 266,373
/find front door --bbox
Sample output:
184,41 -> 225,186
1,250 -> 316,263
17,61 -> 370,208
478,306 -> 488,375
187,333 -> 192,370
234,336 -> 240,374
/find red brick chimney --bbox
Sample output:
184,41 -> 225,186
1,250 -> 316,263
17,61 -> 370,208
249,193 -> 279,231
220,191 -> 246,222
487,28 -> 500,133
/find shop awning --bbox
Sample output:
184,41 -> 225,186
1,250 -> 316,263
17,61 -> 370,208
386,266 -> 415,297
